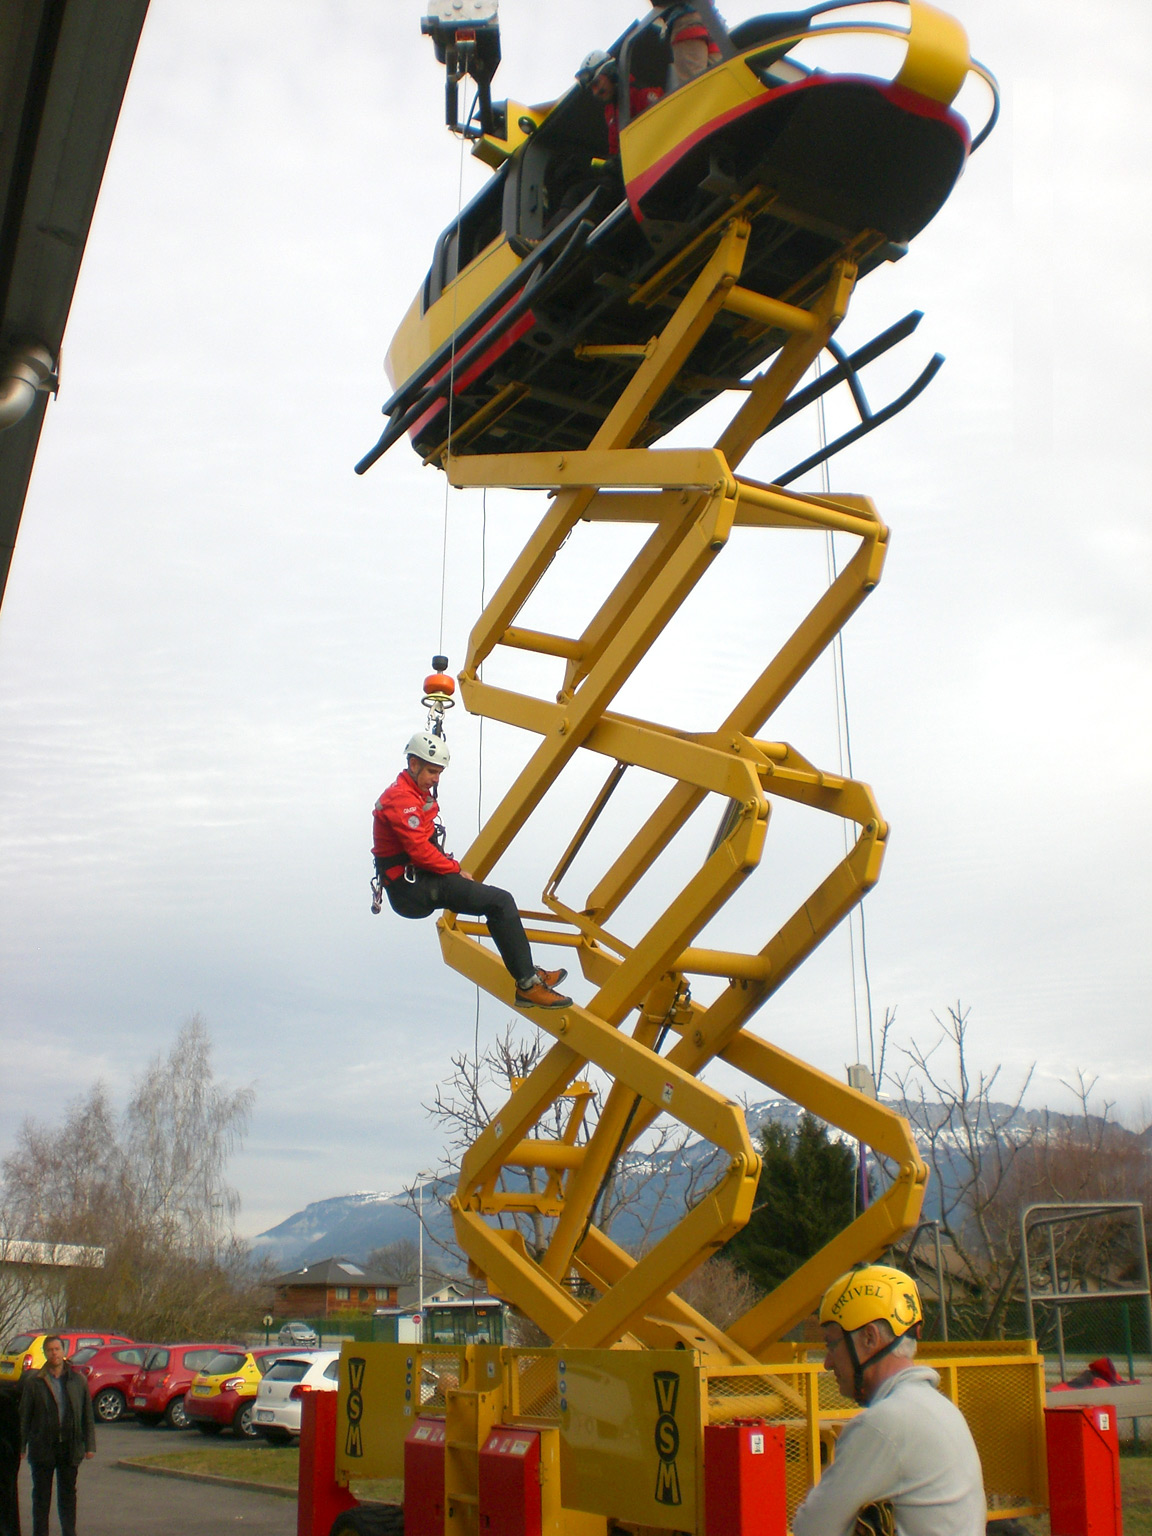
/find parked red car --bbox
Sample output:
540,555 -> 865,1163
69,1343 -> 151,1422
128,1343 -> 230,1430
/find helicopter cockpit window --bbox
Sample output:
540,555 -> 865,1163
616,15 -> 671,132
732,11 -> 812,86
423,165 -> 508,312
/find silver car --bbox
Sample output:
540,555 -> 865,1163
254,1350 -> 340,1442
276,1321 -> 319,1348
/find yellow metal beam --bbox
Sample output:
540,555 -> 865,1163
721,284 -> 819,335
717,261 -> 856,471
586,529 -> 885,920
457,484 -> 738,880
726,1164 -> 927,1351
557,1154 -> 758,1351
577,821 -> 888,1175
448,447 -> 737,498
504,1139 -> 586,1171
573,1225 -> 765,1367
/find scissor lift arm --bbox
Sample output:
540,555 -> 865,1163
432,216 -> 927,1369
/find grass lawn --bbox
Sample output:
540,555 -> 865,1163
1122,1455 -> 1152,1534
1012,1451 -> 1152,1536
120,1440 -> 401,1503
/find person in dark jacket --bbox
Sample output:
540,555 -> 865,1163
18,1337 -> 95,1536
0,1380 -> 20,1535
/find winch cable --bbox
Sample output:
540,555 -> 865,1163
816,353 -> 877,1214
438,83 -> 474,657
474,488 -> 487,1098
429,93 -> 487,1117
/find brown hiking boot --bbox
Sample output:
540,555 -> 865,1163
514,978 -> 572,1010
535,967 -> 568,989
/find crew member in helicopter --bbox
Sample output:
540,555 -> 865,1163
649,2 -> 723,85
579,49 -> 663,156
373,730 -> 573,1011
544,50 -> 661,231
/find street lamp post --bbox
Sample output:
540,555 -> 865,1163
416,1170 -> 434,1342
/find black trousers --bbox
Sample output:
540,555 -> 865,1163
30,1450 -> 77,1536
0,1465 -> 17,1536
378,863 -> 535,986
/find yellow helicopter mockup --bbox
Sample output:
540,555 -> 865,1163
356,0 -> 997,476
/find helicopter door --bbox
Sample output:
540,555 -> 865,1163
503,89 -> 610,247
505,136 -> 550,246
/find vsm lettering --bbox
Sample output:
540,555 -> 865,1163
653,1371 -> 682,1506
345,1357 -> 366,1457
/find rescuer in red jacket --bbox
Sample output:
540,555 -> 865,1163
373,731 -> 572,1011
575,50 -> 663,156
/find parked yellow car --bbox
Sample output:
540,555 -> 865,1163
0,1329 -> 133,1380
184,1347 -> 307,1439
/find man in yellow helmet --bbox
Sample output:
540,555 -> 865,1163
793,1265 -> 986,1536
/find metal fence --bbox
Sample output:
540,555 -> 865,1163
1021,1202 -> 1152,1381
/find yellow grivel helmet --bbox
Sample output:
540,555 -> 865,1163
820,1265 -> 923,1336
819,1266 -> 923,1402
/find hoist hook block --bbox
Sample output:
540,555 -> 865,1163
423,655 -> 456,712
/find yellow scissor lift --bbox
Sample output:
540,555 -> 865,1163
331,213 -> 1048,1535
327,12 -> 1047,1531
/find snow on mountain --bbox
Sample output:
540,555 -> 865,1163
248,1188 -> 426,1271
249,1099 -> 1137,1270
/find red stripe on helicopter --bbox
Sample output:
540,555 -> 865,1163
626,74 -> 970,218
410,299 -> 537,439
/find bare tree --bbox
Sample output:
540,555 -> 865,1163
986,1071 -> 1152,1303
366,1237 -> 422,1284
422,1024 -> 554,1265
878,1004 -> 1152,1339
122,1016 -> 253,1261
422,1022 -> 728,1273
0,1229 -> 74,1341
882,1003 -> 1039,1329
0,1017 -> 261,1339
2,1086 -> 124,1245
675,1255 -> 763,1330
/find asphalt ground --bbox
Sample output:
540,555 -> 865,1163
16,1420 -> 296,1534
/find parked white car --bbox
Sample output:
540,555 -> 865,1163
253,1350 -> 340,1442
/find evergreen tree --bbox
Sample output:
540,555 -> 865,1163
722,1114 -> 856,1290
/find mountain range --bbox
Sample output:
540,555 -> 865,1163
249,1097 -> 1142,1273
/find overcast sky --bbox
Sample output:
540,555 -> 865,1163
1,0 -> 1149,1240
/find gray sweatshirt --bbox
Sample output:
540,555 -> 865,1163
792,1365 -> 986,1536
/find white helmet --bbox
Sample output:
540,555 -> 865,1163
576,48 -> 617,87
405,731 -> 450,768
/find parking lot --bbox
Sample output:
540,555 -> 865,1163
15,1420 -> 296,1534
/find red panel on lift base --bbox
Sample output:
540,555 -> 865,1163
704,1419 -> 788,1536
405,1417 -> 447,1536
1045,1404 -> 1123,1536
297,1390 -> 358,1536
479,1425 -> 543,1536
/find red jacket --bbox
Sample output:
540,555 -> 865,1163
604,84 -> 663,155
372,769 -> 459,879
